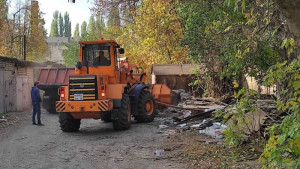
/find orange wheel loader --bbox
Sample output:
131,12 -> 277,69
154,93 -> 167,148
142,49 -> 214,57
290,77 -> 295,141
56,38 -> 158,132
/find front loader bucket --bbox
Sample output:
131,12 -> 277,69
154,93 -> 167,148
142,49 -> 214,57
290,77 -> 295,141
150,84 -> 180,105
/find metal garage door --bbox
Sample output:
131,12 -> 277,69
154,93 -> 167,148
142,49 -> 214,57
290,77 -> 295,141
16,77 -> 30,111
0,71 -> 13,114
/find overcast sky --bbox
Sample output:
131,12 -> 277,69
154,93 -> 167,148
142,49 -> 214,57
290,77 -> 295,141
9,0 -> 93,36
39,0 -> 93,36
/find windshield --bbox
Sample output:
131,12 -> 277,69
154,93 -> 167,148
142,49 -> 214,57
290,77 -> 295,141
82,44 -> 111,66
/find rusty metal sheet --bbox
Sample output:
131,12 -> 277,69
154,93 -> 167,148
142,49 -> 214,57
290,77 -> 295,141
38,68 -> 75,86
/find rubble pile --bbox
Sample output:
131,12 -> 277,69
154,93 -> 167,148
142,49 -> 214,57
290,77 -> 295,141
157,90 -> 228,140
0,114 -> 21,130
157,89 -> 280,142
172,89 -> 191,101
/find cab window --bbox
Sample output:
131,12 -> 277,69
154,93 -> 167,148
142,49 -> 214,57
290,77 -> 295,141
82,44 -> 111,66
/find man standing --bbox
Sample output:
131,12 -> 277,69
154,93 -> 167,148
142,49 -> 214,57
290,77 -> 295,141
31,81 -> 43,125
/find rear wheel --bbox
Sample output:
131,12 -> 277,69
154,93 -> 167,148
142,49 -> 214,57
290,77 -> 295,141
59,112 -> 81,132
113,94 -> 131,130
135,90 -> 157,123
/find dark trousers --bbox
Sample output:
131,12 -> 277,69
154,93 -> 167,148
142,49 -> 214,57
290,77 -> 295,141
32,102 -> 41,124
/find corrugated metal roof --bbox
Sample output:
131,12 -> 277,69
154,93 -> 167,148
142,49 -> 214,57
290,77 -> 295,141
0,56 -> 46,67
0,56 -> 18,63
151,64 -> 205,75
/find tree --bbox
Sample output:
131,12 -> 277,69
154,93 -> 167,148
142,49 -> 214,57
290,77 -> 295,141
81,21 -> 87,37
87,16 -> 96,39
107,7 -> 120,29
118,0 -> 187,73
63,40 -> 79,66
64,12 -> 71,37
58,13 -> 63,37
177,0 -> 282,97
178,1 -> 299,168
49,10 -> 59,37
95,15 -> 106,38
5,0 -> 29,58
0,0 -> 9,56
92,0 -> 139,22
106,7 -> 121,40
73,23 -> 80,38
27,0 -> 48,61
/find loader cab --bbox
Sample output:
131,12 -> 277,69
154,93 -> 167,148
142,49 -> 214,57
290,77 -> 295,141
75,39 -> 124,81
82,43 -> 111,67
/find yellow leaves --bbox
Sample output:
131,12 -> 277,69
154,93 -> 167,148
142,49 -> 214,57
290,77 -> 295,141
281,38 -> 295,57
246,19 -> 252,25
236,50 -> 242,58
264,17 -> 270,25
233,80 -> 239,88
243,48 -> 250,56
290,38 -> 295,47
205,25 -> 211,35
289,101 -> 297,107
296,138 -> 300,148
118,0 -> 186,76
243,13 -> 250,19
235,47 -> 250,59
224,26 -> 232,32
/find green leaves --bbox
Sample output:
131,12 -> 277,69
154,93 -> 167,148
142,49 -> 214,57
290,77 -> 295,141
260,57 -> 300,168
180,1 -> 300,167
292,81 -> 300,90
281,38 -> 295,56
63,40 -> 79,67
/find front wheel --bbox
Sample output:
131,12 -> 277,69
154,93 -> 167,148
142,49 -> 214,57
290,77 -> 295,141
134,90 -> 157,123
112,94 -> 131,130
59,113 -> 81,132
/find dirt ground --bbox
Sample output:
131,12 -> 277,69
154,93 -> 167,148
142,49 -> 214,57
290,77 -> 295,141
0,110 -> 260,169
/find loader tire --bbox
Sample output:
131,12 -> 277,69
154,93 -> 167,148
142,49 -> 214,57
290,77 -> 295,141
113,94 -> 131,130
59,112 -> 81,132
101,111 -> 112,122
135,90 -> 157,123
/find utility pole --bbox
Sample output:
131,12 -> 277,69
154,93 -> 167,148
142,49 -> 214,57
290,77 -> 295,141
23,35 -> 26,60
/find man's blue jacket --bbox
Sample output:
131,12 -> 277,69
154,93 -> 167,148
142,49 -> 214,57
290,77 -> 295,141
31,86 -> 41,103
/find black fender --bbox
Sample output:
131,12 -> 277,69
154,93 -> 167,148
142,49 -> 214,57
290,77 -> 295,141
129,83 -> 148,115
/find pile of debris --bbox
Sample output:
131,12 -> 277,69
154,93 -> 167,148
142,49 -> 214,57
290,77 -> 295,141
0,114 -> 20,130
157,90 -> 228,140
157,89 -> 280,142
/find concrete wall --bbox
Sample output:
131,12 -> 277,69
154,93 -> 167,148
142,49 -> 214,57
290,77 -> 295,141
245,75 -> 275,95
44,45 -> 67,65
44,37 -> 78,65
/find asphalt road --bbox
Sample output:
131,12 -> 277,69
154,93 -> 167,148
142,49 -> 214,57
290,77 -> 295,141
0,110 -> 189,169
